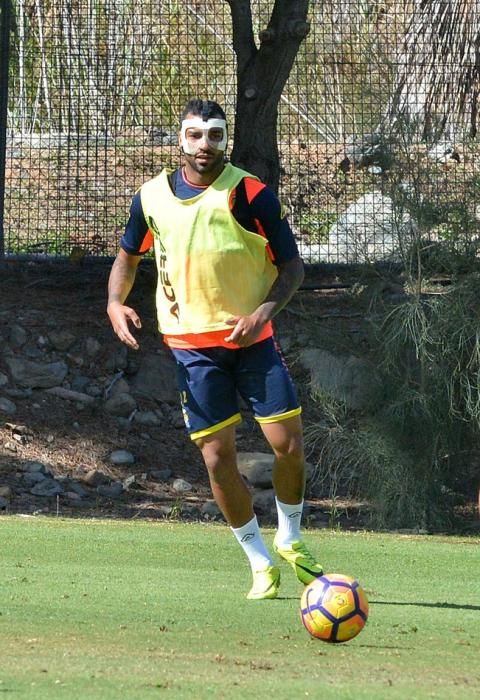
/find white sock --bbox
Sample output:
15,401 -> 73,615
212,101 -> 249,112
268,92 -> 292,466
231,515 -> 272,571
275,498 -> 303,546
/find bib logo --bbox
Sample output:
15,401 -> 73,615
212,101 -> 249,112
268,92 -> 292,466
148,216 -> 180,322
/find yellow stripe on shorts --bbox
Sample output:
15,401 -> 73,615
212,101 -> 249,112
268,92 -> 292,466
255,407 -> 302,424
190,412 -> 242,441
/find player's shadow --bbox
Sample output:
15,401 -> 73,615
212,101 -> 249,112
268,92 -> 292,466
371,600 -> 480,611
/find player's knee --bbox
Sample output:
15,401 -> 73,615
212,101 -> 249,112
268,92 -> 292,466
274,433 -> 304,463
199,441 -> 236,478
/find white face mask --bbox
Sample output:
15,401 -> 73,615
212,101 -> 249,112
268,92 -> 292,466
180,117 -> 228,155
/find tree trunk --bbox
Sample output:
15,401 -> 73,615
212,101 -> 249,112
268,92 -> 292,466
226,0 -> 310,192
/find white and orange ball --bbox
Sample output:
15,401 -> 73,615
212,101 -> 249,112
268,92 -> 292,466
300,573 -> 369,643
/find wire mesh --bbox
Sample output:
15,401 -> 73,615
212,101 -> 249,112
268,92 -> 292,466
2,1 -> 480,264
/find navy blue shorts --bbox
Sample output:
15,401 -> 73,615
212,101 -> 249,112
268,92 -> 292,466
170,337 -> 301,440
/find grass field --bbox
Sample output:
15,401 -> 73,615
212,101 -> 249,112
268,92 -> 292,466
1,517 -> 479,699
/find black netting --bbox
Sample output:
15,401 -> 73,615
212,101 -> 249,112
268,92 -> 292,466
1,1 -> 480,264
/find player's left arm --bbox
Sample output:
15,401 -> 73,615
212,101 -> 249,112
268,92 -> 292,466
224,184 -> 304,346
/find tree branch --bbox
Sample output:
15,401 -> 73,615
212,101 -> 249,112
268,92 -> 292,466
225,0 -> 257,72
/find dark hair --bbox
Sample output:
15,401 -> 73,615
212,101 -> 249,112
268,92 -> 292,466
180,99 -> 226,124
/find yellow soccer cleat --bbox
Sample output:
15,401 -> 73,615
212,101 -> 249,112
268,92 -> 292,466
273,538 -> 323,585
247,565 -> 281,600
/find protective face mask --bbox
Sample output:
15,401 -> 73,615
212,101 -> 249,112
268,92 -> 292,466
180,117 -> 228,155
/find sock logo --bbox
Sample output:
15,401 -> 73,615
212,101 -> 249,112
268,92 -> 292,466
241,532 -> 255,543
288,512 -> 302,519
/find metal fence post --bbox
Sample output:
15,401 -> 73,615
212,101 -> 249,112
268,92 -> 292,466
0,0 -> 12,261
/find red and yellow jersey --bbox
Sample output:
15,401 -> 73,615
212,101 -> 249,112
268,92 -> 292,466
139,164 -> 279,348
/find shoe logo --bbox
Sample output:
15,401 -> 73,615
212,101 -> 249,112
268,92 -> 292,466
241,532 -> 255,543
288,512 -> 302,519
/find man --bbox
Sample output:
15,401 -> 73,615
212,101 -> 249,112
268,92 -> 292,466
107,98 -> 323,599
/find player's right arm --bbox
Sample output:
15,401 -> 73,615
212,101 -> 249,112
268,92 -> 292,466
107,192 -> 152,350
107,249 -> 143,350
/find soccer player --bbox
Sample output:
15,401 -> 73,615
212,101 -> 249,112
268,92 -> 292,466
107,98 -> 323,599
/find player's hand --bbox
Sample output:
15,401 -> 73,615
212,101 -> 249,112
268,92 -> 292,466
107,301 -> 142,350
224,315 -> 266,347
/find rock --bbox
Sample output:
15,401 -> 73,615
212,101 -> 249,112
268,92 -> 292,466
9,324 -> 28,347
0,485 -> 12,499
45,386 -> 96,405
70,375 -> 90,392
125,358 -> 140,376
105,346 -> 128,372
67,352 -> 84,367
172,478 -> 192,493
104,392 -> 137,416
65,481 -> 88,497
300,348 -> 384,411
97,482 -> 123,499
238,452 -> 275,488
85,382 -> 103,398
0,397 -> 17,415
313,191 -> 416,264
148,127 -> 178,146
5,357 -> 68,389
130,352 -> 178,403
150,469 -> 172,482
23,472 -> 48,486
24,345 -> 44,360
85,337 -> 101,357
252,488 -> 276,513
345,132 -> 392,170
3,387 -> 32,399
427,141 -> 459,164
108,377 -> 131,398
0,372 -> 9,387
65,491 -> 82,501
109,449 -> 135,465
22,461 -> 50,474
201,500 -> 221,519
134,410 -> 161,426
48,330 -> 76,351
36,335 -> 49,348
30,478 -> 64,497
237,452 -> 314,488
84,469 -> 110,487
123,475 -> 136,489
4,441 -> 18,452
0,496 -> 9,509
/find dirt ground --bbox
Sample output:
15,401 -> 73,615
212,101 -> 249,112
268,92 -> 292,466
2,260 -> 479,532
0,259 -> 378,526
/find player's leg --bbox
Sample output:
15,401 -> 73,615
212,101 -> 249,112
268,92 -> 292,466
260,415 -> 323,583
195,423 -> 252,527
260,412 -> 305,506
236,338 -> 323,584
195,425 -> 280,599
171,346 -> 279,599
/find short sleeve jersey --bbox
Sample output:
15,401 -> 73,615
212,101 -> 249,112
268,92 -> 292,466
120,167 -> 299,264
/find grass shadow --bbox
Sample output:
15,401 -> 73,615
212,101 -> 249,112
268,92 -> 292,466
372,600 -> 480,611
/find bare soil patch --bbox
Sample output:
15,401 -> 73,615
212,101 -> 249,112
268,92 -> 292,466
0,260 -> 368,526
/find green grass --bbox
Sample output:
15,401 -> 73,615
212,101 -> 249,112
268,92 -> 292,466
1,517 -> 479,699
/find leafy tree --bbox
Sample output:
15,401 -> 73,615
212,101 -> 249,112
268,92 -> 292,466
383,0 -> 480,142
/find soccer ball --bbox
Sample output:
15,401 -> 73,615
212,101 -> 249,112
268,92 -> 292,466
300,573 -> 369,643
